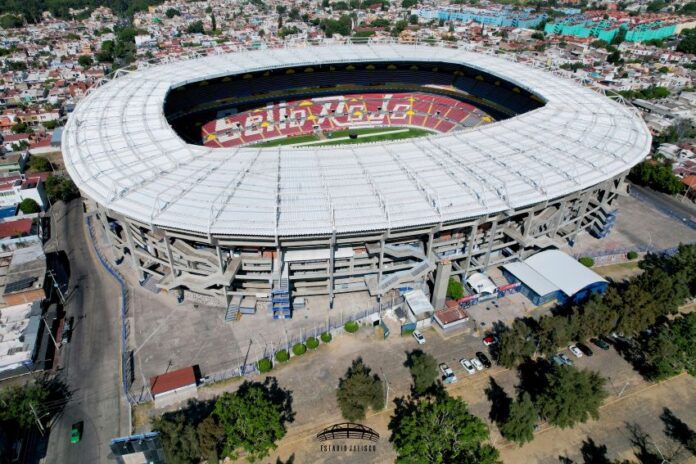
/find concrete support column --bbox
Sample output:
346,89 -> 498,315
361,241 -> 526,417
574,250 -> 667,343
123,222 -> 144,281
329,232 -> 336,309
462,220 -> 479,278
571,192 -> 592,243
483,218 -> 498,269
552,200 -> 567,237
376,236 -> 385,302
216,244 -> 225,273
431,259 -> 452,310
426,230 -> 434,261
163,234 -> 177,278
97,208 -> 115,252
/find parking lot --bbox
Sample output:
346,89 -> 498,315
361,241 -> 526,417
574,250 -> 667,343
164,316 -> 665,464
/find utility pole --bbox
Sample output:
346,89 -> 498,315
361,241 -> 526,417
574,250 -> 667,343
41,316 -> 59,350
380,368 -> 389,408
47,269 -> 65,305
29,403 -> 45,436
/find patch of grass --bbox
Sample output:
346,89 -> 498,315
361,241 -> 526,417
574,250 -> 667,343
254,134 -> 319,147
315,127 -> 433,146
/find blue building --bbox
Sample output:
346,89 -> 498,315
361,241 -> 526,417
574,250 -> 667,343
502,249 -> 608,306
415,7 -> 546,29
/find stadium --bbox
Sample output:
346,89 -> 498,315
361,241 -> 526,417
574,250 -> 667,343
62,42 -> 651,318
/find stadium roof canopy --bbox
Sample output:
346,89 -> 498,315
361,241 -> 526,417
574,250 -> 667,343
62,43 -> 651,237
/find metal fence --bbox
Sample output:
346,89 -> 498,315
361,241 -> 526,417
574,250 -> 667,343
85,215 -> 137,405
200,296 -> 404,387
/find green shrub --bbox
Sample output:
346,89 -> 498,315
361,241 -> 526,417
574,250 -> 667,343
292,343 -> 307,356
344,320 -> 359,333
257,358 -> 273,373
320,332 -> 332,343
578,257 -> 595,267
627,251 -> 638,260
306,337 -> 319,349
446,277 -> 464,299
19,198 -> 40,214
275,349 -> 289,363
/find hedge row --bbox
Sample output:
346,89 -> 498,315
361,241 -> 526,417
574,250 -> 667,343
256,332 -> 333,373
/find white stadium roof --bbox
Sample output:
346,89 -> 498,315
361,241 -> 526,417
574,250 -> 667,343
62,43 -> 651,237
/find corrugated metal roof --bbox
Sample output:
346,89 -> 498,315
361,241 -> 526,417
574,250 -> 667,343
524,249 -> 607,297
62,43 -> 651,237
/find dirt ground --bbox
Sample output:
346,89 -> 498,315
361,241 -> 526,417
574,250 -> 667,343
138,321 -> 696,464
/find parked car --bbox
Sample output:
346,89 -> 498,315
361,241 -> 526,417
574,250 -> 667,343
475,352 -> 492,368
459,358 -> 476,375
439,363 -> 457,384
568,344 -> 584,358
576,342 -> 594,357
590,337 -> 610,350
558,353 -> 573,366
61,317 -> 73,345
470,358 -> 484,371
70,422 -> 83,444
483,335 -> 498,346
551,354 -> 565,366
412,330 -> 425,345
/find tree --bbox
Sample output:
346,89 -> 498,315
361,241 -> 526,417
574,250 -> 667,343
97,40 -> 114,62
402,0 -> 417,7
0,382 -> 50,429
500,392 -> 537,445
607,50 -> 622,65
165,7 -> 180,18
578,256 -> 594,267
678,29 -> 696,54
389,394 -> 500,463
197,415 -> 225,463
0,14 -> 23,28
45,175 -> 80,202
497,319 -> 537,368
336,358 -> 385,421
446,277 -> 464,299
187,20 -> 205,34
11,121 -> 28,133
19,198 -> 40,214
78,55 -> 93,68
27,155 -> 51,172
214,381 -> 291,462
211,12 -> 216,32
640,313 -> 696,380
537,366 -> 607,428
153,413 -> 201,463
536,314 -> 573,356
405,350 -> 438,396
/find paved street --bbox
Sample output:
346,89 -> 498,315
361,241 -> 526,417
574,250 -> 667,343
44,201 -> 128,464
631,185 -> 696,231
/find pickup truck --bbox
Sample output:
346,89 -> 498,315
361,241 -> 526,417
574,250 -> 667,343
439,363 -> 458,384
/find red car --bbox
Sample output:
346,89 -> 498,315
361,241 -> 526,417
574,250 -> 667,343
483,335 -> 498,346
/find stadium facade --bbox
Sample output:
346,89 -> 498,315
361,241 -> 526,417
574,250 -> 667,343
62,42 -> 651,317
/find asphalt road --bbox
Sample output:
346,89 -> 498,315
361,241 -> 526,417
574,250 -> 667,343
631,184 -> 696,229
43,201 -> 127,463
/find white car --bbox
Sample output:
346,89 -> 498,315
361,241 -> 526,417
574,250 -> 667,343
412,330 -> 425,344
470,358 -> 484,371
459,358 -> 476,375
568,344 -> 584,358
